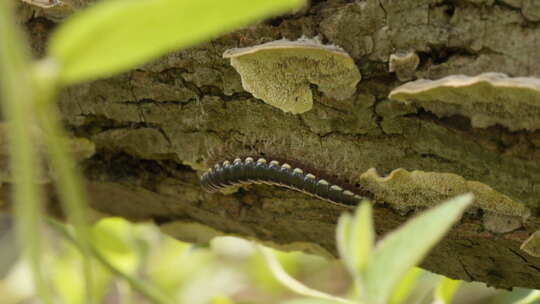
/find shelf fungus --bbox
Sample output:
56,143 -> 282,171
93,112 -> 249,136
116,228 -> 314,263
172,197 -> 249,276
223,37 -> 361,114
389,73 -> 540,131
359,168 -> 530,233
389,51 -> 420,82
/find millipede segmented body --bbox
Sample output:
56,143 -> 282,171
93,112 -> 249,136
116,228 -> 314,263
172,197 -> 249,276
201,157 -> 367,207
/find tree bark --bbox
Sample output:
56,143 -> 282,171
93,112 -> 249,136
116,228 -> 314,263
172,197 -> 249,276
16,0 -> 540,290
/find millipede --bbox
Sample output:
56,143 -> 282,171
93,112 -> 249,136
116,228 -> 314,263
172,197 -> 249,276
200,157 -> 369,207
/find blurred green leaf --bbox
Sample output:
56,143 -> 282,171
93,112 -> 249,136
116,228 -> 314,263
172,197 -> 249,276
336,202 -> 374,300
50,218 -> 175,304
91,218 -> 139,274
147,237 -> 211,297
336,213 -> 353,272
350,201 -> 374,273
388,267 -> 423,304
51,244 -> 112,304
48,0 -> 306,85
513,290 -> 540,304
257,245 -> 354,304
210,295 -> 236,304
491,288 -> 540,304
52,256 -> 86,304
434,277 -> 461,304
283,299 -> 351,304
250,247 -> 301,293
363,194 -> 473,304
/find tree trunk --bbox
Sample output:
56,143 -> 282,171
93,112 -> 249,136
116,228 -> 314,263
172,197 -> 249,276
16,0 -> 540,290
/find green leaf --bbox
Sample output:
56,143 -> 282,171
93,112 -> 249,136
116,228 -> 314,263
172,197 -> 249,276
336,213 -> 353,271
51,244 -> 112,304
256,245 -> 354,304
363,194 -> 474,304
350,202 -> 374,273
147,237 -> 211,297
91,218 -> 139,274
210,295 -> 236,304
336,202 -> 374,299
283,299 -> 351,304
513,290 -> 540,304
388,267 -> 423,304
48,0 -> 306,85
434,277 -> 461,304
249,248 -> 301,293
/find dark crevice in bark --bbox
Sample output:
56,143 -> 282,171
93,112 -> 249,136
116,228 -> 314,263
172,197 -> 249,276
84,152 -> 195,184
417,47 -> 478,66
459,257 -> 476,281
509,247 -> 530,263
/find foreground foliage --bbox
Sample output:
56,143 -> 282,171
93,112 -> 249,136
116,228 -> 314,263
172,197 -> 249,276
2,205 -> 540,303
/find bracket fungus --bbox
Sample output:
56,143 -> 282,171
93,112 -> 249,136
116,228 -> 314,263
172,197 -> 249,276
388,51 -> 420,82
223,37 -> 361,114
389,73 -> 540,131
359,168 -> 531,221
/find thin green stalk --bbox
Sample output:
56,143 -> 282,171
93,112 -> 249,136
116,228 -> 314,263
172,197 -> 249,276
33,59 -> 94,304
0,1 -> 52,303
48,218 -> 176,304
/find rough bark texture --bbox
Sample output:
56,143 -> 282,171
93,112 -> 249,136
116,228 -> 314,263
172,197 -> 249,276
15,0 -> 540,290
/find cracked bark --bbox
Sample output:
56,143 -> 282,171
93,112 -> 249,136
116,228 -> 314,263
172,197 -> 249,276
14,0 -> 540,290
